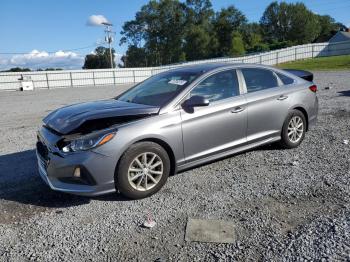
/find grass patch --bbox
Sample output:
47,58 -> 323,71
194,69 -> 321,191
277,54 -> 350,71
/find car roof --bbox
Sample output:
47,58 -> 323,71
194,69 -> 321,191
168,62 -> 270,75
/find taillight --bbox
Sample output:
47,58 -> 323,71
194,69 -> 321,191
309,84 -> 317,93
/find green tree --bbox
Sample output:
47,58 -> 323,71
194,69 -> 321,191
183,0 -> 214,60
241,23 -> 269,53
121,0 -> 186,66
184,25 -> 212,60
229,31 -> 245,56
83,46 -> 116,69
212,6 -> 247,56
37,68 -> 63,71
2,67 -> 31,72
185,0 -> 213,25
315,15 -> 346,42
121,45 -> 148,67
119,0 -> 344,66
120,20 -> 146,47
260,2 -> 321,45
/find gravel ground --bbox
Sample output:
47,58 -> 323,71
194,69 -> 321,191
0,71 -> 349,261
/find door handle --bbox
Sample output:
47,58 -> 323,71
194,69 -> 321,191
231,107 -> 245,113
277,95 -> 288,101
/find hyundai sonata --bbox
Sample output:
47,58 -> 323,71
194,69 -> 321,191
36,63 -> 318,199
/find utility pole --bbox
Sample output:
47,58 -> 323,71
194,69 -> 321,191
102,22 -> 115,69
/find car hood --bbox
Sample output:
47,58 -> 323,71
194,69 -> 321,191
43,99 -> 160,135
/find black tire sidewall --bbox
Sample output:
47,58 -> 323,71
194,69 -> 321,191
116,142 -> 170,199
280,110 -> 306,149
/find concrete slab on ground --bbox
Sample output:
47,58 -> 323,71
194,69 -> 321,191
185,218 -> 236,243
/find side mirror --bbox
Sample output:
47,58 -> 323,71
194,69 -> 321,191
183,95 -> 210,107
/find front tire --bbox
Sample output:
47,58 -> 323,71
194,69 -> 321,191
115,142 -> 170,199
279,110 -> 306,149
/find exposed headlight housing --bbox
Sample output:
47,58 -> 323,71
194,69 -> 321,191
62,132 -> 116,152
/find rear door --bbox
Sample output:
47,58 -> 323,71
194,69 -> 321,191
180,69 -> 247,163
240,67 -> 293,142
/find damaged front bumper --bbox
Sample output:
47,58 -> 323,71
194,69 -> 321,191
36,127 -> 117,196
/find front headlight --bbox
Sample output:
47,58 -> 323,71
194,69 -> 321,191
62,132 -> 116,153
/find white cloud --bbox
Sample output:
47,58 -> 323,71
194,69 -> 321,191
0,49 -> 126,70
87,15 -> 109,26
0,50 -> 84,70
0,57 -> 8,66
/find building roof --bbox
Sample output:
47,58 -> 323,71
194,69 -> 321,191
329,31 -> 350,43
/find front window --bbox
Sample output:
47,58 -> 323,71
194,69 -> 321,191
117,70 -> 200,106
190,70 -> 240,103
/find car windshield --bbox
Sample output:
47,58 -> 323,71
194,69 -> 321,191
116,70 -> 200,106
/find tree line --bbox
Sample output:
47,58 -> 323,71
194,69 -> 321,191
0,67 -> 63,72
117,0 -> 346,68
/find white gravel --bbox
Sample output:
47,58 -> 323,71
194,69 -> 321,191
0,72 -> 349,261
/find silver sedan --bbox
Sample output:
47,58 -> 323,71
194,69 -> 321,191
36,63 -> 318,199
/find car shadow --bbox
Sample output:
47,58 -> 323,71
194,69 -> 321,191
177,143 -> 281,174
0,144 -> 280,208
255,142 -> 281,151
338,90 -> 350,97
0,149 -> 128,209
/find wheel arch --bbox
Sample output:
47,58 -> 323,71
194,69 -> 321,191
138,138 -> 176,176
292,106 -> 309,131
115,137 -> 177,179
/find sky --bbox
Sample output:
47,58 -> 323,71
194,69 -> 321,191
0,0 -> 349,70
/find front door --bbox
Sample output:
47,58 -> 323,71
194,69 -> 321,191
180,69 -> 247,163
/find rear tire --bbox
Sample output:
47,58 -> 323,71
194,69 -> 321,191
279,110 -> 306,149
115,142 -> 170,199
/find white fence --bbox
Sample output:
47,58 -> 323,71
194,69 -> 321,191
1,40 -> 350,91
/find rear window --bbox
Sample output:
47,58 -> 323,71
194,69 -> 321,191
241,68 -> 278,93
276,73 -> 295,85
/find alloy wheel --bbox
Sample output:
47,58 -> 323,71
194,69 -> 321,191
287,116 -> 304,143
127,152 -> 163,191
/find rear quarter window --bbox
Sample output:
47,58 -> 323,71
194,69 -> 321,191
276,72 -> 295,85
